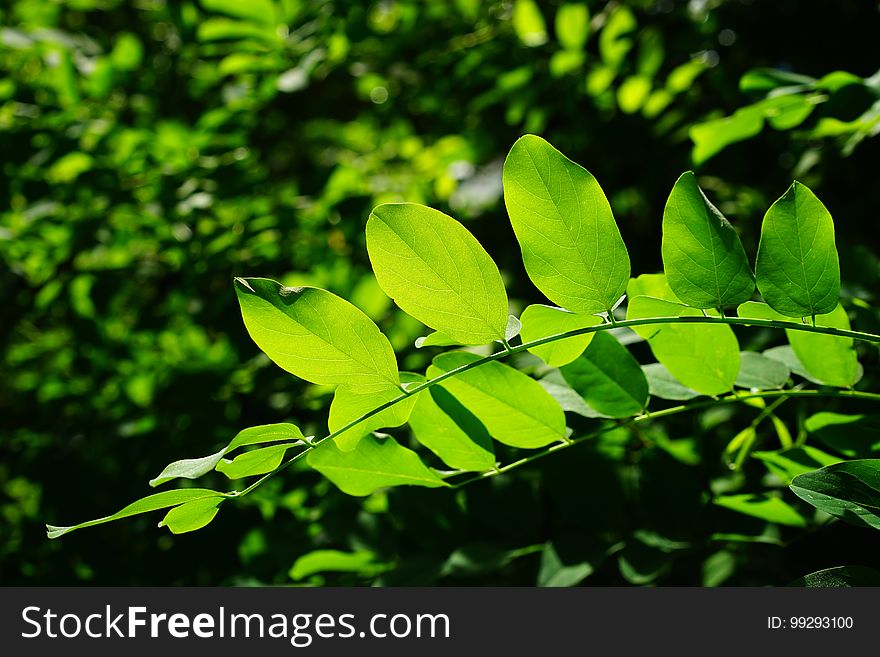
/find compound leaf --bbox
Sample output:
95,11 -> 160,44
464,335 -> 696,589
47,489 -> 222,539
150,423 -> 305,487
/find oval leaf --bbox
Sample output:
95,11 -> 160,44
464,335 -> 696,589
503,134 -> 630,315
519,304 -> 602,367
409,386 -> 496,472
330,373 -> 423,452
215,443 -> 294,479
367,203 -> 508,345
307,435 -> 447,497
755,181 -> 840,317
661,171 -> 754,309
235,278 -> 399,392
158,496 -> 223,534
561,332 -> 648,417
790,460 -> 880,530
47,489 -> 221,539
627,295 -> 740,395
734,352 -> 790,390
428,351 -> 567,449
738,301 -> 860,387
150,423 -> 305,487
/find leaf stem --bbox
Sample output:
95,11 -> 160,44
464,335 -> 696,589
229,315 -> 880,498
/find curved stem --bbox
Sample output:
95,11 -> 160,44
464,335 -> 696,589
447,388 -> 880,489
233,315 -> 880,498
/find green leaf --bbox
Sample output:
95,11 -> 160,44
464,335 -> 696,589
661,171 -> 754,309
289,550 -> 385,581
428,351 -> 567,449
519,304 -> 602,367
555,4 -> 590,51
409,386 -> 495,472
330,373 -> 423,451
150,423 -> 304,487
415,331 -> 459,348
503,135 -> 630,315
738,301 -> 860,387
561,332 -> 648,417
753,447 -> 841,483
626,273 -> 679,302
537,542 -> 593,587
512,0 -> 547,47
762,345 -> 822,384
642,363 -> 700,400
307,435 -> 447,497
196,18 -> 278,43
366,203 -> 509,345
235,278 -> 399,393
714,493 -> 808,528
158,496 -> 223,534
538,370 -> 602,417
791,565 -> 880,587
598,5 -> 636,69
734,352 -> 790,390
690,106 -> 764,165
215,444 -> 293,479
805,413 -> 880,458
47,489 -> 222,539
200,0 -> 276,25
790,460 -> 880,530
755,182 -> 840,317
627,295 -> 740,395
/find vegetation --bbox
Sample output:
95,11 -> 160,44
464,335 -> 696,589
4,0 -> 880,586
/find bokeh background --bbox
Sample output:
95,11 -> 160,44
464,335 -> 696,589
3,0 -> 880,585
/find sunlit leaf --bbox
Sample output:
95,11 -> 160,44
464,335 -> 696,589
367,203 -> 508,345
428,351 -> 567,449
503,135 -> 630,315
755,182 -> 840,317
661,171 -> 754,309
235,278 -> 399,393
519,304 -> 602,367
790,460 -> 880,530
307,435 -> 447,496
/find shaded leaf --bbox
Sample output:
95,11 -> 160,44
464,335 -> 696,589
734,352 -> 790,390
428,351 -> 567,449
561,332 -> 648,417
790,460 -> 880,530
408,386 -> 496,472
714,493 -> 808,528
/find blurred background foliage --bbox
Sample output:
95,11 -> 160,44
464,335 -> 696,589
2,0 -> 879,585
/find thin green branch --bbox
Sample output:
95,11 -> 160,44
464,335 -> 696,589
447,388 -> 880,489
232,314 -> 880,499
